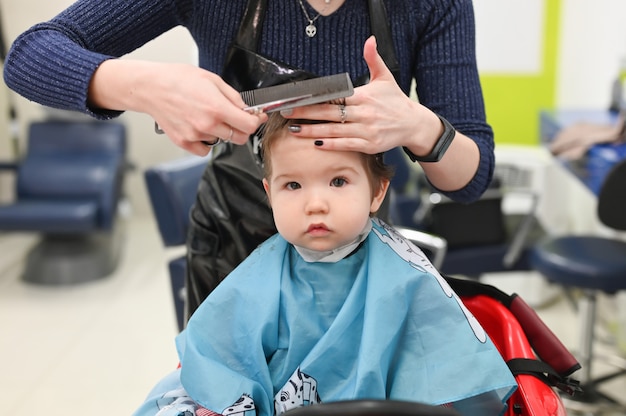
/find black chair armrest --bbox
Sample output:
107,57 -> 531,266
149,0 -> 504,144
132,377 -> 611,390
283,400 -> 460,416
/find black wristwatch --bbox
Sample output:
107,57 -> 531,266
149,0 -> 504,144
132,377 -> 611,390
402,114 -> 456,163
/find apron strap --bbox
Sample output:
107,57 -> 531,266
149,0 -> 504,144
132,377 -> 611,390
368,0 -> 400,83
232,0 -> 267,52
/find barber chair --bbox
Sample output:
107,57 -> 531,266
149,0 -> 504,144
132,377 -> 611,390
146,154 -> 575,415
144,155 -> 208,331
0,120 -> 127,284
529,158 -> 626,414
386,147 -> 545,278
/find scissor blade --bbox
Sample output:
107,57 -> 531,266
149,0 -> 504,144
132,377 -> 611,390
243,94 -> 313,114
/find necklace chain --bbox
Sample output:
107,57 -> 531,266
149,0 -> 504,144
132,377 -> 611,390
296,0 -> 331,38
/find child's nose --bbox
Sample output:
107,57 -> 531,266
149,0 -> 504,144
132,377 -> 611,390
304,190 -> 329,214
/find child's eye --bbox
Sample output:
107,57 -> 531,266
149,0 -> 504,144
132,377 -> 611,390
286,182 -> 301,190
330,177 -> 347,187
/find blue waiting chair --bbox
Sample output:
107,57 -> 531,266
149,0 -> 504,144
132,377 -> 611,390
144,156 -> 208,331
0,119 -> 128,284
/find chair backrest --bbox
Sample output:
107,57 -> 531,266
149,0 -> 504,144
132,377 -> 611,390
16,120 -> 127,229
597,158 -> 626,231
144,156 -> 208,247
26,120 -> 126,156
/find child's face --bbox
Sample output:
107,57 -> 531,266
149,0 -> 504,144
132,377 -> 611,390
263,131 -> 387,252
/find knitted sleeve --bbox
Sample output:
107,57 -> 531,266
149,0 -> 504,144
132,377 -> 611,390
2,0 -> 191,119
412,0 -> 495,202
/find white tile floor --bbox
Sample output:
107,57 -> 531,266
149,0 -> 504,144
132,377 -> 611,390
1,214 -> 626,415
0,216 -> 180,416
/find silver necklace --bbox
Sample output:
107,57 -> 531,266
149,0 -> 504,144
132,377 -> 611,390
296,0 -> 331,38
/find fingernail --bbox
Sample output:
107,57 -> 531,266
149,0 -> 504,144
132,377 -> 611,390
281,109 -> 294,116
314,140 -> 323,146
288,125 -> 302,133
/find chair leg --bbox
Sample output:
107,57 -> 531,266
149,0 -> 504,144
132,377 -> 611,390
22,223 -> 124,285
578,289 -> 596,385
563,289 -> 626,414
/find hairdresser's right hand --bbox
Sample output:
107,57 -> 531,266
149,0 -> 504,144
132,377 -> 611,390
88,60 -> 266,155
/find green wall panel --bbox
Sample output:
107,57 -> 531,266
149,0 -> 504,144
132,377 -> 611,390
479,0 -> 561,146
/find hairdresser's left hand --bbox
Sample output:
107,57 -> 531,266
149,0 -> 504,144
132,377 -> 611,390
281,35 -> 442,157
283,35 -> 483,193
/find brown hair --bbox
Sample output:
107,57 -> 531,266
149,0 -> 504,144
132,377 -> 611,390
260,113 -> 394,198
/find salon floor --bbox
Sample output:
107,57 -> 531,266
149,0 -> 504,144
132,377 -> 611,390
1,214 -> 626,416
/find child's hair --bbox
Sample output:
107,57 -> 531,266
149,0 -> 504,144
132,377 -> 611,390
261,113 -> 394,198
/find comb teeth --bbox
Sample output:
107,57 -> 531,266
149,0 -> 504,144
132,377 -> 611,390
239,73 -> 353,107
240,90 -> 256,106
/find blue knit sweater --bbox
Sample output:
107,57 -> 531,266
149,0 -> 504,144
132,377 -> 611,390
3,0 -> 493,202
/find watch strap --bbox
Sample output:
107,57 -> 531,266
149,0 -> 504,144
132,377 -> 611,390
402,114 -> 456,163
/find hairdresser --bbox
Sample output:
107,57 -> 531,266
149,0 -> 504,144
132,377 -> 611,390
3,0 -> 494,320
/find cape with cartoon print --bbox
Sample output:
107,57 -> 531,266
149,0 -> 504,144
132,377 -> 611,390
175,218 -> 517,416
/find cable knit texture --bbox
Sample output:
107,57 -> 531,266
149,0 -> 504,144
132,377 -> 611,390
3,0 -> 493,201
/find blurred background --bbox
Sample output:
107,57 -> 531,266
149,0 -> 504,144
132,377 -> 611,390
2,0 -> 626,415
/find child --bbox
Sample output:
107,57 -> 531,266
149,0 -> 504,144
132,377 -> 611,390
133,114 -> 517,416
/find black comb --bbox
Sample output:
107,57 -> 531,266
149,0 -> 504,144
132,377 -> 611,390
241,73 -> 354,114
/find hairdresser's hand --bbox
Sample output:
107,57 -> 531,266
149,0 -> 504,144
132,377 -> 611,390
281,36 -> 441,157
550,119 -> 624,160
89,60 -> 266,155
281,36 -> 481,192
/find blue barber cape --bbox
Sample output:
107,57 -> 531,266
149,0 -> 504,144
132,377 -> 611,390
174,219 -> 516,416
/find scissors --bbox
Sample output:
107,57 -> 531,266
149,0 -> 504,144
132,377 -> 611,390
242,94 -> 313,114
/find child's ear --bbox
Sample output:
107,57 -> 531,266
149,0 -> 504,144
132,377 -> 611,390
262,178 -> 271,204
370,179 -> 390,213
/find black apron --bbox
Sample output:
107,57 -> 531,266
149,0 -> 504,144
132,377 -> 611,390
185,0 -> 400,320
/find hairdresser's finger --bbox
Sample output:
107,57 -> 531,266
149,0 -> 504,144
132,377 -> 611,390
290,102 -> 356,124
181,140 -> 213,157
212,76 -> 267,136
290,122 -> 387,155
363,35 -> 395,84
312,137 -> 375,154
